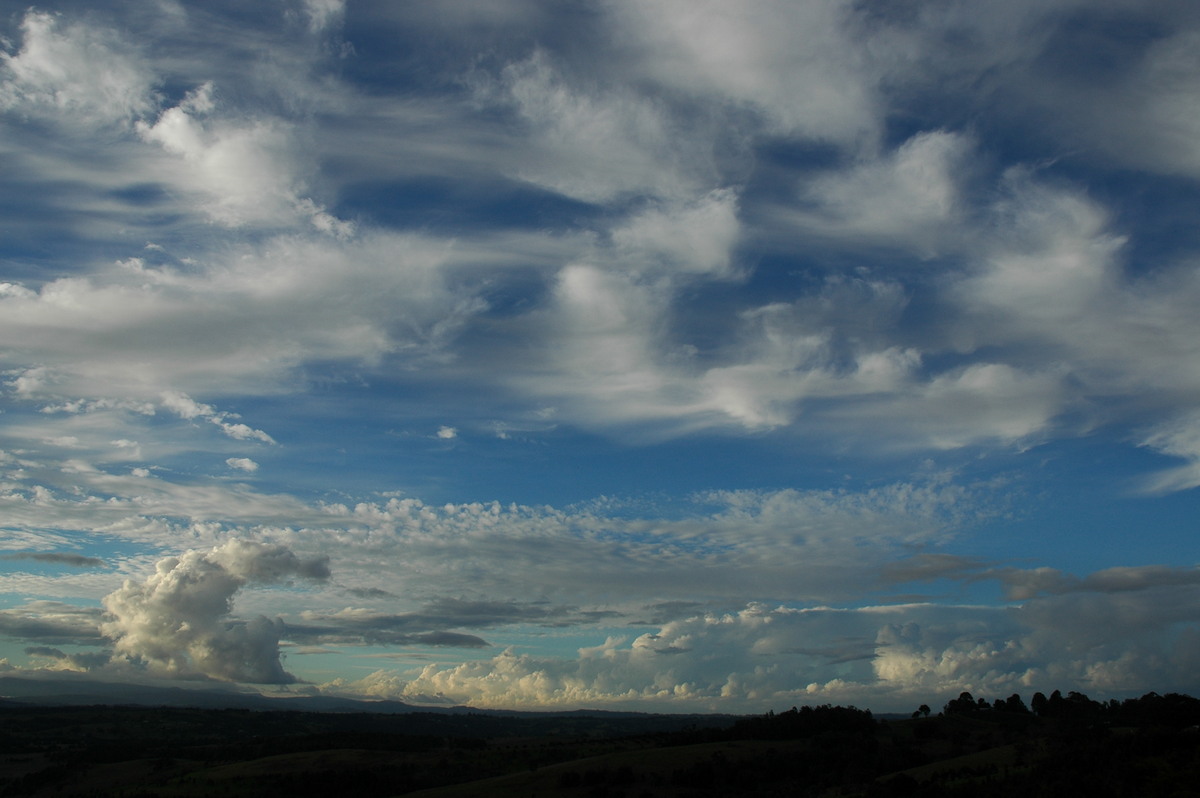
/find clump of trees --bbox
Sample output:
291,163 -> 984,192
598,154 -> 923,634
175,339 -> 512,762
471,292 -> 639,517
927,688 -> 1200,727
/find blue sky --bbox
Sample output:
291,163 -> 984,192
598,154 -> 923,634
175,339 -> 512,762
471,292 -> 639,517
2,0 -> 1200,713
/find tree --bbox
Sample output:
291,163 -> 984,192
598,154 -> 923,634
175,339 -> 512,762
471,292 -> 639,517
918,704 -> 931,718
1004,693 -> 1029,714
944,692 -> 977,715
1031,691 -> 1048,716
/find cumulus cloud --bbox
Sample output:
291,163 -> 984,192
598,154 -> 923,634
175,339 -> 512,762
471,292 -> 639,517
101,540 -> 329,683
225,457 -> 259,473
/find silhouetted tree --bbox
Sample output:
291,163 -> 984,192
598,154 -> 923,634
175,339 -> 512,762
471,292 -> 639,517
1004,693 -> 1029,714
944,692 -> 977,715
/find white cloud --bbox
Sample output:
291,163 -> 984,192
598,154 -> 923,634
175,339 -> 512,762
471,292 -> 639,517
302,0 -> 346,33
486,50 -> 713,202
0,232 -> 489,422
0,10 -> 157,127
611,189 -> 742,279
945,173 -> 1200,477
1138,412 -> 1200,494
226,457 -> 259,473
789,130 -> 973,256
829,363 -> 1066,452
607,0 -> 878,144
134,83 -> 307,227
435,426 -> 458,440
163,393 -> 274,444
101,540 -> 329,683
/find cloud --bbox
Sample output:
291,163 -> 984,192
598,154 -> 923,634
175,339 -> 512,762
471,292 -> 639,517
289,597 -> 609,649
134,82 -> 314,227
482,50 -> 713,203
833,363 -> 1066,452
607,0 -> 878,143
2,0 -> 1200,712
323,581 -> 1200,711
0,231 -> 490,425
610,189 -> 742,279
163,393 -> 275,444
1138,411 -> 1200,494
881,553 -> 990,585
101,540 -> 329,683
0,601 -> 107,646
2,552 -> 105,568
0,461 -> 985,609
789,130 -> 973,256
302,0 -> 346,33
995,564 -> 1200,601
1013,21 -> 1200,179
0,10 -> 158,127
323,603 -> 933,709
286,606 -> 493,649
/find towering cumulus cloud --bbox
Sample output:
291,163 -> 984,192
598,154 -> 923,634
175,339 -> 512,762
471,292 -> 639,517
101,541 -> 329,683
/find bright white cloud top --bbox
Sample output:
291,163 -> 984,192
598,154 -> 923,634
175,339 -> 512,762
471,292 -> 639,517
2,0 -> 1200,713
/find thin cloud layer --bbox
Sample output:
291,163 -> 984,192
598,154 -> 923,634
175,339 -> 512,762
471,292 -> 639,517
2,1 -> 1200,711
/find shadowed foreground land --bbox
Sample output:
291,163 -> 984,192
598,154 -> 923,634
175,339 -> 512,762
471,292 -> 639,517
2,691 -> 1199,796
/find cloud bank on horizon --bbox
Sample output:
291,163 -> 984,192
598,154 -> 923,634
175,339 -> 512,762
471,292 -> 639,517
2,0 -> 1200,712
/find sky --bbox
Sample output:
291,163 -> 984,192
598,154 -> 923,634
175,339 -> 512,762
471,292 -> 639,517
2,0 -> 1200,714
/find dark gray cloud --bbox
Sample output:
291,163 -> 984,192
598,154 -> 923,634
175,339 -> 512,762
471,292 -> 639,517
24,646 -> 65,658
881,553 -> 991,584
0,602 -> 106,646
995,564 -> 1200,600
285,597 -> 611,648
2,552 -> 106,568
343,586 -> 396,599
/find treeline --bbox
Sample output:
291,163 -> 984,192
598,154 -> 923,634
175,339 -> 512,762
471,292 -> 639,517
935,688 -> 1200,727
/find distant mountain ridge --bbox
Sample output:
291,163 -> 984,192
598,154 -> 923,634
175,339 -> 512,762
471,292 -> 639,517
0,675 -> 722,719
0,675 -> 443,713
